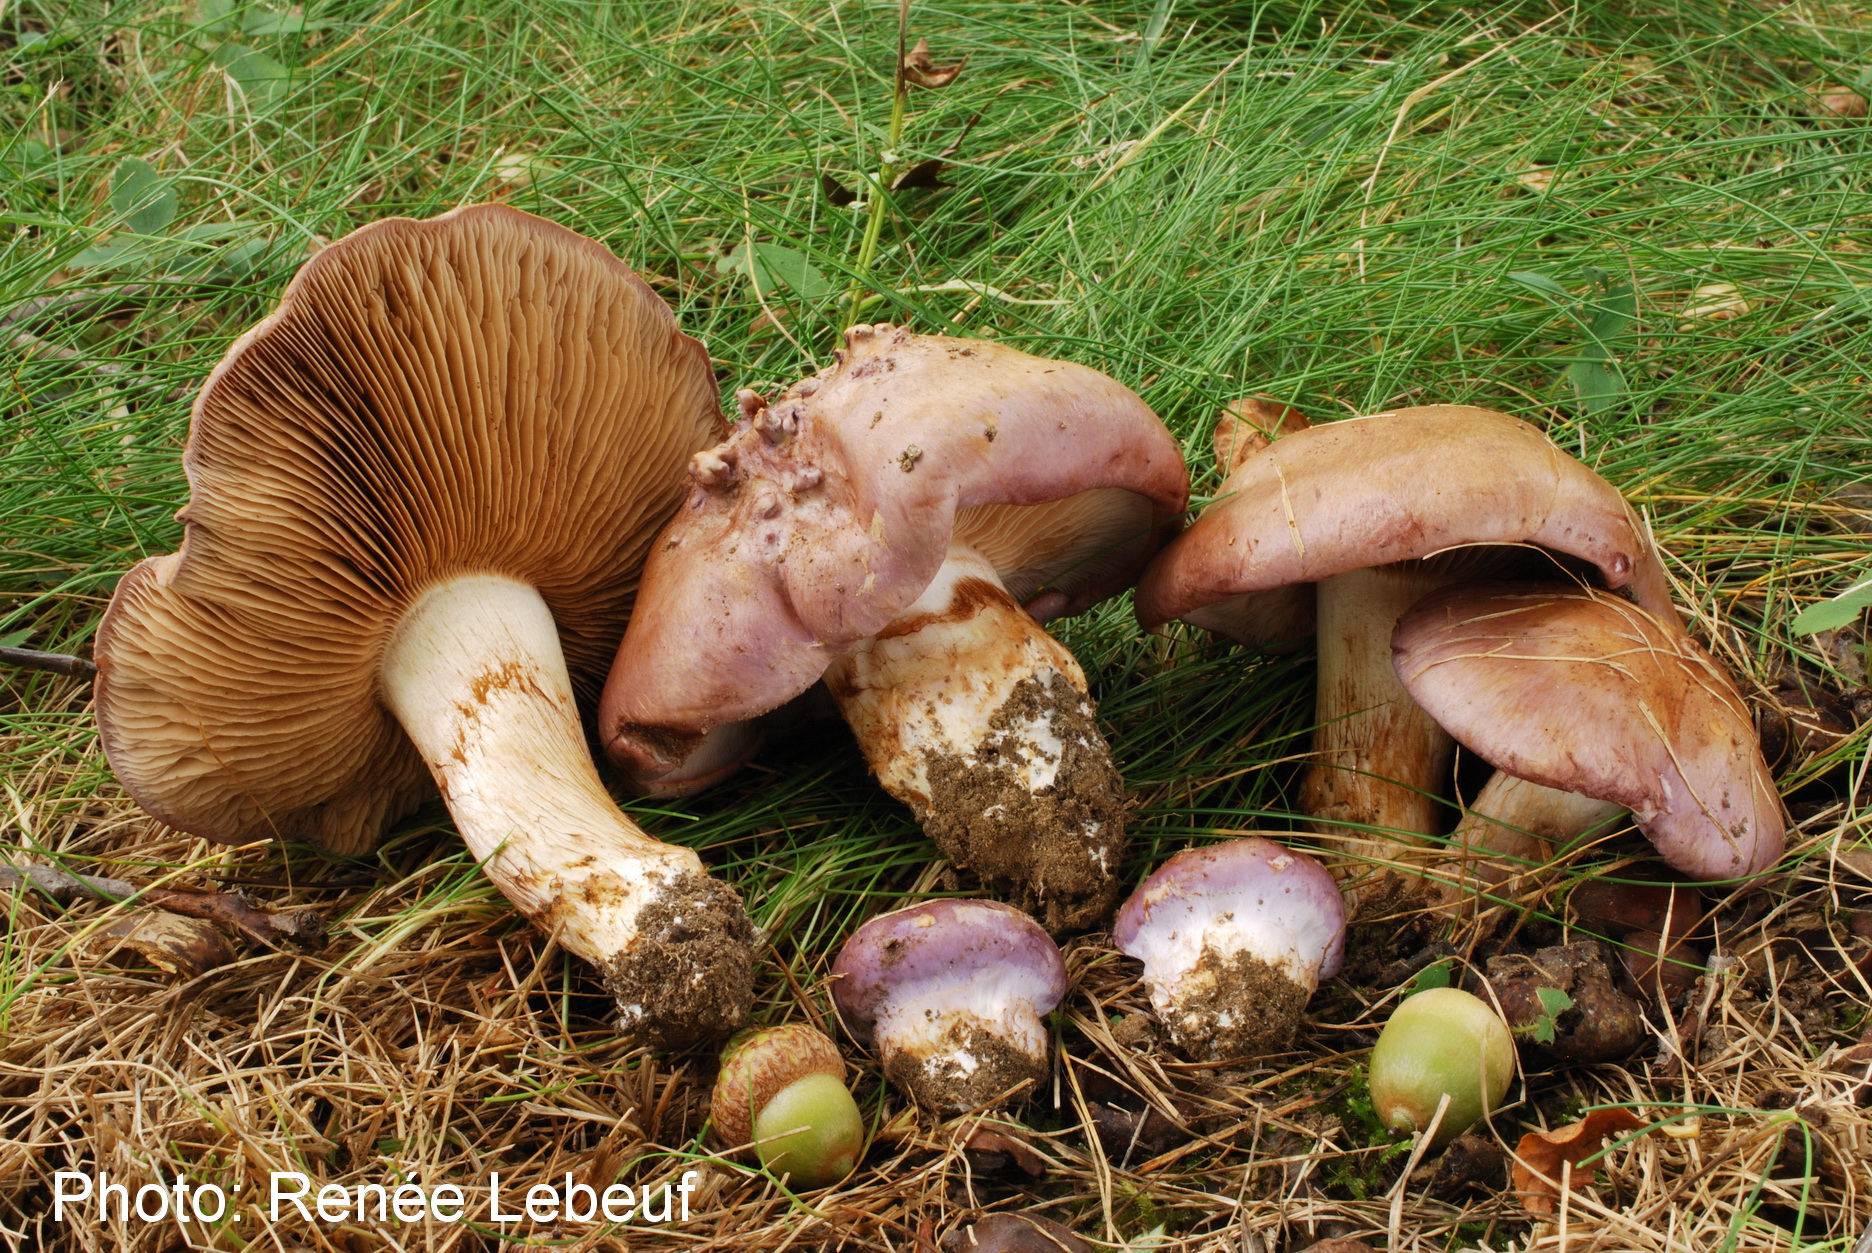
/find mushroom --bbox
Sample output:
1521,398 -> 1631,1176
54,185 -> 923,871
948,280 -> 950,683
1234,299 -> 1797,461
93,204 -> 758,1049
830,898 -> 1066,1114
604,324 -> 1189,929
1134,404 -> 1676,898
1391,583 -> 1784,882
711,1023 -> 865,1188
1112,837 -> 1346,1060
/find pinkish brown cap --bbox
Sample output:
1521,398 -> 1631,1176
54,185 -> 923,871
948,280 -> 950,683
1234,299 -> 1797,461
602,323 -> 1188,781
1392,583 -> 1785,881
1134,405 -> 1676,644
94,205 -> 723,855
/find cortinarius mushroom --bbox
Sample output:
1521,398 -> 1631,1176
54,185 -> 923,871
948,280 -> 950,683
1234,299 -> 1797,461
831,899 -> 1066,1114
1391,583 -> 1784,881
605,324 -> 1188,929
1134,404 -> 1676,896
1113,837 -> 1345,1060
93,204 -> 758,1048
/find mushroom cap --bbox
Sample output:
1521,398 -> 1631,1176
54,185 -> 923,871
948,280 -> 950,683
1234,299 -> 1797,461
1113,836 -> 1347,987
94,204 -> 723,855
1391,583 -> 1785,881
1133,406 -> 1675,642
600,323 -> 1188,750
829,899 -> 1067,1046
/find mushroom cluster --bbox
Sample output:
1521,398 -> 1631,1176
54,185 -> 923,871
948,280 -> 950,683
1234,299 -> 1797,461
1136,399 -> 1785,905
94,198 -> 1789,1171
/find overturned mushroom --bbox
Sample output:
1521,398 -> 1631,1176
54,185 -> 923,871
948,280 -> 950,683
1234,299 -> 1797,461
831,899 -> 1066,1114
1113,837 -> 1346,1060
606,324 -> 1188,929
1135,404 -> 1675,899
1392,583 -> 1784,882
93,205 -> 757,1049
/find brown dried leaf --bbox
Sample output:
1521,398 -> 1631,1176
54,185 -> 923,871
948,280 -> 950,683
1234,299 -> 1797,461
942,1212 -> 1090,1253
904,37 -> 965,89
821,173 -> 858,206
1513,1108 -> 1649,1217
93,912 -> 237,978
891,159 -> 947,191
962,1126 -> 1047,1177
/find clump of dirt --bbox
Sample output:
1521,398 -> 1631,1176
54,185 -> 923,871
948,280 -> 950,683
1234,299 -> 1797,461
1157,944 -> 1309,1061
923,671 -> 1127,932
604,872 -> 758,1051
1487,941 -> 1644,1062
885,1020 -> 1046,1113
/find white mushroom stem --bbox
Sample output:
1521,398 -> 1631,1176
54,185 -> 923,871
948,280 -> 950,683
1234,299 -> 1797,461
872,967 -> 1055,1077
1436,773 -> 1626,900
380,574 -> 701,966
827,542 -> 1090,808
1300,565 -> 1461,887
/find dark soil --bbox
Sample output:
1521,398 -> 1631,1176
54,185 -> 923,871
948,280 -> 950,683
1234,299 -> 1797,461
1157,944 -> 1311,1062
883,1019 -> 1048,1114
923,671 -> 1127,932
603,871 -> 758,1051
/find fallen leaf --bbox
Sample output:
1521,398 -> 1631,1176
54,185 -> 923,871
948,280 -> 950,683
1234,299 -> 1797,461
943,1212 -> 1090,1253
891,158 -> 946,191
904,37 -> 964,89
962,1126 -> 1047,1177
820,173 -> 858,206
92,912 -> 236,978
1513,1108 -> 1649,1217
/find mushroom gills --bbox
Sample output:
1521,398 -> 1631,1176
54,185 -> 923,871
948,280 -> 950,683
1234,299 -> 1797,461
380,573 -> 754,1047
823,542 -> 1125,931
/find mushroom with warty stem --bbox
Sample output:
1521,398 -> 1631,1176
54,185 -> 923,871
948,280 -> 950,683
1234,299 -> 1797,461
93,204 -> 758,1049
830,898 -> 1066,1114
711,1023 -> 865,1188
1390,583 -> 1785,882
1113,837 -> 1346,1061
604,324 -> 1189,930
1134,404 -> 1678,900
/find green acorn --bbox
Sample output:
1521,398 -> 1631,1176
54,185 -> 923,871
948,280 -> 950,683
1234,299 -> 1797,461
1369,987 -> 1515,1148
711,1024 -> 864,1188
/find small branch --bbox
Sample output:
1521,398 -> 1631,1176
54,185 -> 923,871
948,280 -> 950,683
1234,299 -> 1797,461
0,862 -> 326,950
0,647 -> 98,681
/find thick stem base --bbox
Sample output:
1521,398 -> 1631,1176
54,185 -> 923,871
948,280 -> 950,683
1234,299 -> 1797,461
824,546 -> 1125,931
380,574 -> 754,1047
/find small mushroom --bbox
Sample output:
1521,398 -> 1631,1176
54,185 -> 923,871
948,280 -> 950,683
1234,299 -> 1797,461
711,1024 -> 864,1188
1368,987 -> 1515,1148
1136,405 -> 1675,901
830,899 -> 1066,1114
1392,583 -> 1785,882
1112,837 -> 1346,1061
606,324 -> 1189,930
93,205 -> 758,1049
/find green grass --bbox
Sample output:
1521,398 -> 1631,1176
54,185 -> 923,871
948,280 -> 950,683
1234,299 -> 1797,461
2,0 -> 1870,1242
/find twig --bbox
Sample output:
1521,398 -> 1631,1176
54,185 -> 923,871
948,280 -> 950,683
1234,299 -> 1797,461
0,646 -> 98,681
0,862 -> 325,950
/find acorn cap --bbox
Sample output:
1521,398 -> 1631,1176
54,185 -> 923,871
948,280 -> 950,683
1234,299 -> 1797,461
601,323 -> 1188,776
712,1023 -> 847,1151
1134,405 -> 1676,643
1392,583 -> 1785,881
94,204 -> 722,854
